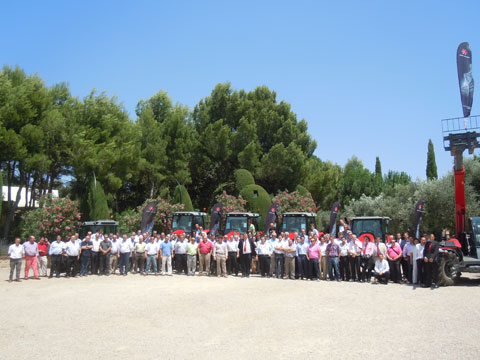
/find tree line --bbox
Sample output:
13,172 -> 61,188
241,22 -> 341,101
2,65 -> 477,239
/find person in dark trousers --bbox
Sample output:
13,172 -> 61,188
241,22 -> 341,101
99,236 -> 112,275
238,233 -> 256,277
296,235 -> 309,280
65,235 -> 80,278
226,235 -> 239,276
423,234 -> 440,288
80,235 -> 93,276
49,236 -> 65,278
373,254 -> 390,284
399,232 -> 410,280
386,237 -> 403,283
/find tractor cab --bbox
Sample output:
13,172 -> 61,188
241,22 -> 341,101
224,212 -> 260,237
281,212 -> 317,239
171,211 -> 207,236
350,216 -> 391,243
79,220 -> 118,239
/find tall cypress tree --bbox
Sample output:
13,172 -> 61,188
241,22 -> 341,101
374,156 -> 384,194
426,139 -> 438,180
87,178 -> 110,220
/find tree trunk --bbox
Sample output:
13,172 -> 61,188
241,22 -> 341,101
3,176 -> 23,241
30,175 -> 37,208
24,173 -> 30,209
48,171 -> 55,193
150,181 -> 154,198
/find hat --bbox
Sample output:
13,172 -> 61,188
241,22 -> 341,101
318,232 -> 324,237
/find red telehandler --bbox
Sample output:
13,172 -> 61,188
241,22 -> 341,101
438,116 -> 480,285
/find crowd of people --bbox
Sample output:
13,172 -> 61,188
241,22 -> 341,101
7,225 -> 442,288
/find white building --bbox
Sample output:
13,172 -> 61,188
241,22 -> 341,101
1,186 -> 59,208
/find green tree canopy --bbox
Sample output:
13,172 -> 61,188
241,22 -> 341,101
189,83 -> 316,207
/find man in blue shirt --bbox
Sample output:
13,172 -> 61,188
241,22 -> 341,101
296,235 -> 309,280
160,237 -> 173,275
49,235 -> 65,278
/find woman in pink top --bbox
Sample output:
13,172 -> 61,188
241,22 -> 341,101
306,238 -> 321,281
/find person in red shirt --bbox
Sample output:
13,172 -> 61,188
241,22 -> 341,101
197,235 -> 213,276
37,237 -> 50,277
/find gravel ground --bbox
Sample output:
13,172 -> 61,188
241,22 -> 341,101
0,267 -> 479,360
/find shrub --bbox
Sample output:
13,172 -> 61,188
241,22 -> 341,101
272,190 -> 316,215
20,195 -> 82,240
240,184 -> 271,229
234,169 -> 255,191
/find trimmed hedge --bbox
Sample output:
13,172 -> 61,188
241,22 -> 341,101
174,185 -> 194,211
234,169 -> 255,192
240,184 -> 271,231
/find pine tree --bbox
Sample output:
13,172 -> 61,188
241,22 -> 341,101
426,139 -> 438,180
87,178 -> 110,220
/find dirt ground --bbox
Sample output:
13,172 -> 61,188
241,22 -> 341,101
0,265 -> 479,360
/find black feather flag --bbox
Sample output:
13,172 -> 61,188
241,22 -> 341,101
141,202 -> 157,235
414,200 -> 425,239
329,202 -> 341,235
457,42 -> 474,117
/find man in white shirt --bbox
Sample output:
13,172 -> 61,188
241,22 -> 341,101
319,235 -> 328,280
65,235 -> 81,278
145,238 -> 159,275
256,236 -> 273,277
273,234 -> 286,279
226,235 -> 239,276
339,236 -> 350,281
374,253 -> 390,284
129,232 -> 138,272
110,235 -> 120,274
415,236 -> 427,285
213,235 -> 228,278
174,234 -> 188,275
296,235 -> 309,280
8,237 -> 25,282
283,238 -> 296,280
119,234 -> 133,276
90,230 -> 104,275
269,233 -> 277,277
49,235 -> 66,278
347,234 -> 361,281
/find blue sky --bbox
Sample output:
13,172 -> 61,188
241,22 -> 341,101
2,1 -> 479,179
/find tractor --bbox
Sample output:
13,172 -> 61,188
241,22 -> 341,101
280,212 -> 317,239
349,216 -> 391,243
79,220 -> 119,239
224,212 -> 260,237
171,211 -> 207,236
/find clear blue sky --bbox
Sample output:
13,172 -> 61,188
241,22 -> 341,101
2,0 -> 479,179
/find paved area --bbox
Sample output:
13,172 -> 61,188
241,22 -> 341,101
0,268 -> 479,360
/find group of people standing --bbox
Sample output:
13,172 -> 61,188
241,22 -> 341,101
7,227 -> 442,288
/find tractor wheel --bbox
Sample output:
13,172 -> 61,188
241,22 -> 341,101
436,252 -> 460,286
